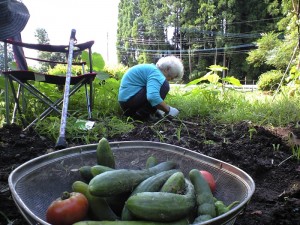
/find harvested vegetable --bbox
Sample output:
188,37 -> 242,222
215,200 -> 240,216
199,170 -> 216,193
46,191 -> 88,225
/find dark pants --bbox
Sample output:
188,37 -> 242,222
119,80 -> 170,120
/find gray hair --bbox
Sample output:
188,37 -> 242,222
156,55 -> 184,79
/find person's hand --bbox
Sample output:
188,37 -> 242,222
168,106 -> 179,117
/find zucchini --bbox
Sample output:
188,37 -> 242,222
160,171 -> 185,194
96,137 -> 115,168
125,179 -> 196,222
89,161 -> 177,197
91,165 -> 114,177
189,169 -> 216,220
145,155 -> 158,168
121,169 -> 179,220
72,181 -> 118,221
73,218 -> 189,225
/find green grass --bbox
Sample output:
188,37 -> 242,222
1,76 -> 300,145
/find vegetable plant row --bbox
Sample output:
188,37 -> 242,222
46,137 -> 239,225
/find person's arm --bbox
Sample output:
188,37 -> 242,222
156,101 -> 170,113
156,102 -> 179,117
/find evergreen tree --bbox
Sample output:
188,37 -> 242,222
116,0 -> 286,81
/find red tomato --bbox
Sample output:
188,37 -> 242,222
46,191 -> 88,225
200,170 -> 216,192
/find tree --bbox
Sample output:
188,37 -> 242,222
117,0 -> 285,82
117,0 -> 172,66
0,43 -> 14,71
246,0 -> 299,74
34,28 -> 65,73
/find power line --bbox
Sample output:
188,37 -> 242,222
125,17 -> 283,32
117,43 -> 256,53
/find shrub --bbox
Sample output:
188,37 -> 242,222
257,70 -> 285,91
103,64 -> 128,80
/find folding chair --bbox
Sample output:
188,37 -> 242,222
2,31 -> 97,131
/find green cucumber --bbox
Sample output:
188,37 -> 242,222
96,137 -> 115,168
89,161 -> 177,197
125,179 -> 196,222
91,165 -> 114,177
147,161 -> 178,173
121,169 -> 179,220
192,214 -> 213,223
73,218 -> 189,225
79,165 -> 94,182
106,192 -> 131,216
189,169 -> 216,220
72,181 -> 118,221
160,171 -> 185,194
145,155 -> 158,168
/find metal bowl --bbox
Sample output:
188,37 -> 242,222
8,141 -> 255,225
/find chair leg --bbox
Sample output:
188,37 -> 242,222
84,82 -> 92,119
4,74 -> 10,125
11,84 -> 22,124
23,79 -> 87,131
8,79 -> 27,127
89,79 -> 94,118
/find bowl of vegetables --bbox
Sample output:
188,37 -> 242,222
9,140 -> 255,225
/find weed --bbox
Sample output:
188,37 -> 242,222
248,127 -> 257,140
203,140 -> 216,145
272,143 -> 280,151
292,146 -> 300,160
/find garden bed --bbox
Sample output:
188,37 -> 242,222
0,120 -> 300,225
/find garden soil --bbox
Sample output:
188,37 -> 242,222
0,119 -> 300,225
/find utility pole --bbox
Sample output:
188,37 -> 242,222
222,18 -> 226,78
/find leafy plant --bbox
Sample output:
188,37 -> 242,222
81,51 -> 105,72
186,65 -> 241,90
256,70 -> 285,91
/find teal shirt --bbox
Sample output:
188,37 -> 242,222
118,64 -> 166,106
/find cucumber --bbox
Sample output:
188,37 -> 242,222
79,165 -> 94,182
160,171 -> 185,194
106,192 -> 131,216
89,161 -> 177,197
192,214 -> 213,223
96,137 -> 115,168
131,169 -> 180,195
121,169 -> 179,220
145,155 -> 158,168
72,181 -> 118,221
189,169 -> 216,220
125,179 -> 196,222
73,218 -> 189,225
147,161 -> 178,174
91,165 -> 114,177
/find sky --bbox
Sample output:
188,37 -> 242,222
21,0 -> 120,65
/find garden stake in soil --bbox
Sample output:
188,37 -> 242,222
55,29 -> 76,150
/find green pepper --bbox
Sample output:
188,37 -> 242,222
215,200 -> 239,216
